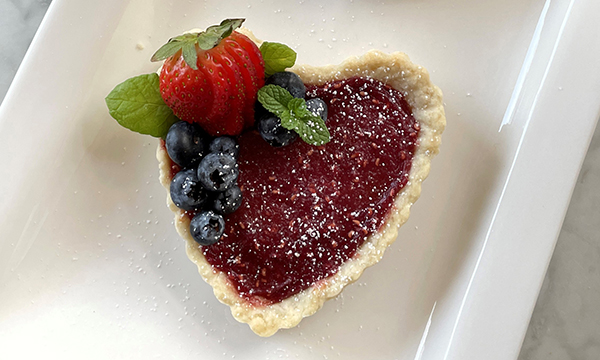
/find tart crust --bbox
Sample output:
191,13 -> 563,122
157,34 -> 445,336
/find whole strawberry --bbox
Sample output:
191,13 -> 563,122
151,19 -> 265,136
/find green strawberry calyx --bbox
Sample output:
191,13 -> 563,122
151,18 -> 245,70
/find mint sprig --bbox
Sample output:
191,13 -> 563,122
105,73 -> 178,138
258,85 -> 330,146
260,42 -> 297,76
151,18 -> 245,70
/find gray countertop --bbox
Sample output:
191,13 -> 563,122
1,1 -> 598,358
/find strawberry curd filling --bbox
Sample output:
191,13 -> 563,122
190,77 -> 420,304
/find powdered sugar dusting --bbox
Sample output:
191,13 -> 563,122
201,77 -> 419,304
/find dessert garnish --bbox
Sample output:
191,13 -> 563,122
105,18 -> 445,336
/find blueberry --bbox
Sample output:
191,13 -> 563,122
306,98 -> 328,122
258,114 -> 298,147
213,185 -> 243,214
266,71 -> 306,99
190,211 -> 225,246
209,136 -> 239,159
254,100 -> 271,122
197,153 -> 239,192
165,121 -> 209,168
170,169 -> 208,211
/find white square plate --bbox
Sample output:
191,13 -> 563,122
1,0 -> 599,359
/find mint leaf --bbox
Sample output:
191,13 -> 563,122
105,73 -> 178,138
295,115 -> 330,146
257,85 -> 330,146
278,110 -> 294,129
260,42 -> 297,76
257,84 -> 294,117
287,97 -> 305,112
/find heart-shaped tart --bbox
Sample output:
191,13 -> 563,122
105,19 -> 444,337
156,36 -> 445,336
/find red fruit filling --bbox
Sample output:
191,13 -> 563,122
166,77 -> 419,305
